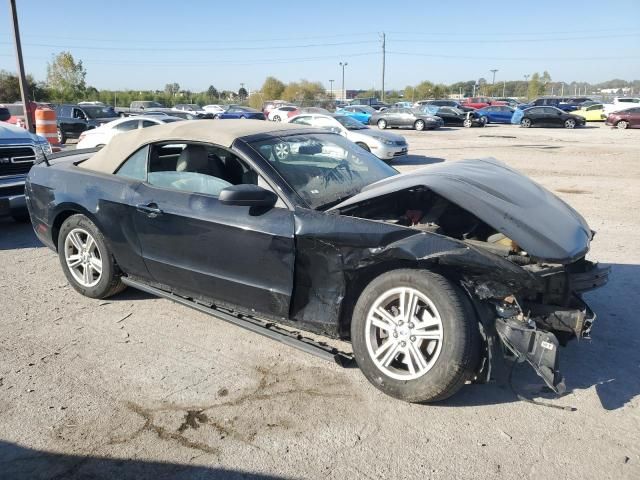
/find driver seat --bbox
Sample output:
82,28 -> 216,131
176,144 -> 224,178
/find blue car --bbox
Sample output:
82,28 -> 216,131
335,105 -> 376,124
216,105 -> 265,120
475,105 -> 515,124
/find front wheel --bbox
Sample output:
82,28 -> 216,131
564,118 -> 576,129
414,119 -> 425,131
351,269 -> 480,403
58,214 -> 125,299
273,115 -> 281,122
377,119 -> 387,129
521,118 -> 532,128
616,120 -> 629,130
480,116 -> 488,125
57,127 -> 66,144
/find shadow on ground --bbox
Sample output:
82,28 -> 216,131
0,440 -> 289,480
391,155 -> 445,166
0,218 -> 41,250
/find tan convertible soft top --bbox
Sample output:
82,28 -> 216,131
80,119 -> 304,174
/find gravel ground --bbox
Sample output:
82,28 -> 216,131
0,123 -> 638,480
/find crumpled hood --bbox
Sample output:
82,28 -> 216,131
330,158 -> 592,263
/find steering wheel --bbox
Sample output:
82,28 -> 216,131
322,159 -> 353,185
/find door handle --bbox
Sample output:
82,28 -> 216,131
136,203 -> 163,217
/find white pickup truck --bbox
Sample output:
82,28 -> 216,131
603,97 -> 640,116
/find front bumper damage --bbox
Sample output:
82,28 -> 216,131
472,261 -> 609,394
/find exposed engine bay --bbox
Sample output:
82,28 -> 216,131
338,185 -> 610,393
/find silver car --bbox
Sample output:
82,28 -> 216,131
287,113 -> 408,161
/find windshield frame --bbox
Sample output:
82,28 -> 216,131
246,132 -> 397,210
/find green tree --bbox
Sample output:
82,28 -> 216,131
164,83 -> 180,98
527,72 -> 545,99
0,70 -> 47,101
261,76 -> 285,100
46,51 -> 86,101
206,85 -> 218,101
247,92 -> 263,109
238,87 -> 248,100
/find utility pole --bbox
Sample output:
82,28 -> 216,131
329,79 -> 334,99
339,62 -> 348,102
502,80 -> 506,97
381,32 -> 386,102
8,0 -> 33,132
490,69 -> 498,85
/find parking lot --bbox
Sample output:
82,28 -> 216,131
1,123 -> 639,479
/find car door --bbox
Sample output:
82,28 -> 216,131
71,108 -> 89,136
130,141 -> 295,318
545,107 -> 564,127
57,106 -> 73,136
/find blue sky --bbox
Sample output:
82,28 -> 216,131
1,0 -> 639,92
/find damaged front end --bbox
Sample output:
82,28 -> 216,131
468,258 -> 607,394
329,158 -> 611,393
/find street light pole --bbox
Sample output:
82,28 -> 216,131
339,62 -> 348,102
8,0 -> 33,132
329,79 -> 334,99
490,69 -> 498,85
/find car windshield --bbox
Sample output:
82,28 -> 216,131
334,115 -> 367,130
250,133 -> 397,210
83,106 -> 118,118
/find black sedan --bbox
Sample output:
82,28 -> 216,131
520,106 -> 586,129
25,120 -> 608,403
421,106 -> 485,127
369,107 -> 443,131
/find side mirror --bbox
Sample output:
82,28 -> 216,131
219,184 -> 278,208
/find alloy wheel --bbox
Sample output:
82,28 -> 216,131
521,118 -> 531,128
273,115 -> 281,122
365,287 -> 444,380
617,120 -> 629,130
463,119 -> 472,128
565,119 -> 576,129
64,228 -> 103,288
415,120 -> 425,131
377,119 -> 387,129
273,142 -> 290,160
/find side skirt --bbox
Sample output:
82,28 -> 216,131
120,277 -> 354,367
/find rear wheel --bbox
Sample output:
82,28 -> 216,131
480,115 -> 488,125
377,119 -> 387,129
521,118 -> 532,128
414,119 -> 425,131
616,120 -> 629,130
463,118 -> 473,128
351,269 -> 480,403
355,142 -> 370,152
564,118 -> 576,129
58,214 -> 125,299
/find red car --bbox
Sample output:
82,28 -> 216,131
461,97 -> 507,110
605,107 -> 640,129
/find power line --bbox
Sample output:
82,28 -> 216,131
0,39 -> 377,52
389,33 -> 640,44
388,51 -> 640,61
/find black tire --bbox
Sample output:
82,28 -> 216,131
520,118 -> 532,128
351,269 -> 480,403
463,118 -> 473,128
616,120 -> 629,130
273,115 -> 281,122
564,118 -> 576,129
57,214 -> 125,299
355,142 -> 370,152
57,127 -> 66,144
414,119 -> 425,131
11,211 -> 30,223
480,115 -> 488,125
377,119 -> 387,129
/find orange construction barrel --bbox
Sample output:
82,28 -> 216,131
35,107 -> 59,146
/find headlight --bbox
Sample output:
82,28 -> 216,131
34,142 -> 52,163
372,136 -> 394,145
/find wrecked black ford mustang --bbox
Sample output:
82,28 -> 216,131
25,120 -> 609,402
